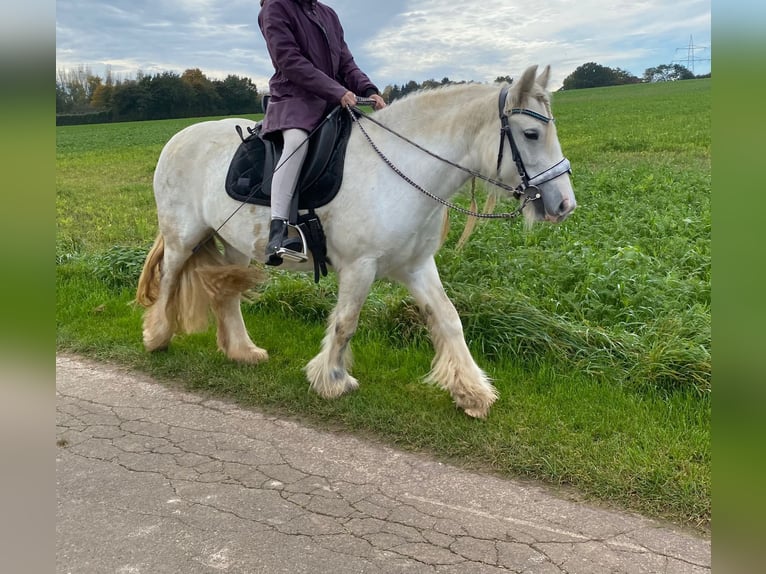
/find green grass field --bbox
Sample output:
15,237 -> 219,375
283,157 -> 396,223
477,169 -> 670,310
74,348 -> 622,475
56,79 -> 710,529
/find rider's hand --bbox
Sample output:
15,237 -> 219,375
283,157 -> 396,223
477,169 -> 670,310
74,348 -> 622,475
369,94 -> 387,110
340,91 -> 357,108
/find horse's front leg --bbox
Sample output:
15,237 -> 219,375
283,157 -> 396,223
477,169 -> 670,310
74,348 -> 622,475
397,258 -> 498,418
305,260 -> 376,398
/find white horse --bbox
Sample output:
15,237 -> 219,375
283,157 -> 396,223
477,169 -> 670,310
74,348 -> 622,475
136,65 -> 576,418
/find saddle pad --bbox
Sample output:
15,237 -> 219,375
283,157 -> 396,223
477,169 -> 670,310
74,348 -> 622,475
225,108 -> 352,210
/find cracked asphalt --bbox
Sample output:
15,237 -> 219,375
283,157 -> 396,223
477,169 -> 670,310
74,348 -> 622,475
56,354 -> 710,573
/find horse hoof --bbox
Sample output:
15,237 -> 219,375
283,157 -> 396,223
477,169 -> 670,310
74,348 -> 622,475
316,377 -> 359,399
309,370 -> 359,399
455,387 -> 497,419
463,405 -> 490,419
146,343 -> 169,353
227,346 -> 269,364
143,335 -> 170,353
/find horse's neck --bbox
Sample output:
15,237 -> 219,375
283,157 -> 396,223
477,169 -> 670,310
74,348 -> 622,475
375,85 -> 500,195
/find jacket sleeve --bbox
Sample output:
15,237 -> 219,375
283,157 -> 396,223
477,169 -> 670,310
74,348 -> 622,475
337,34 -> 379,97
260,3 -> 347,102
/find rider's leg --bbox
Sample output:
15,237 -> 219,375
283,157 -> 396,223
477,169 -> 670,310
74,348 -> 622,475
266,128 -> 309,264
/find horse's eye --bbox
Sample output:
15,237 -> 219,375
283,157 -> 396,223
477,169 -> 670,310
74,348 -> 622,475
524,129 -> 539,141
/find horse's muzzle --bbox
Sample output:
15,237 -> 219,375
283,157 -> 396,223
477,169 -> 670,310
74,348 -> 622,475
545,197 -> 576,222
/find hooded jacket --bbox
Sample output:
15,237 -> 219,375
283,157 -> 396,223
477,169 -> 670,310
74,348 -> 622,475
258,0 -> 379,136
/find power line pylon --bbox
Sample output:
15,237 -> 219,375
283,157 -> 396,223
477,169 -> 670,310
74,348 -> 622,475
673,35 -> 710,74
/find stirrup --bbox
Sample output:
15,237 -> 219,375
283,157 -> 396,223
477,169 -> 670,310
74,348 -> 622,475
277,223 -> 308,263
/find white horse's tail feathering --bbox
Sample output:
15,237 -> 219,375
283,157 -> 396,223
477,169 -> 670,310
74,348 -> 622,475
136,64 -> 576,418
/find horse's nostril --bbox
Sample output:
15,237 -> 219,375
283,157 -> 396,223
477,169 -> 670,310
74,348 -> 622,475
558,198 -> 570,214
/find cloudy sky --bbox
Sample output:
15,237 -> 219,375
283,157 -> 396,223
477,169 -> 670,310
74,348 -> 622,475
55,0 -> 711,91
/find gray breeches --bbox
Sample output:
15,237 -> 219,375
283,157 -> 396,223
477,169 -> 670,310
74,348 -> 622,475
270,128 -> 309,220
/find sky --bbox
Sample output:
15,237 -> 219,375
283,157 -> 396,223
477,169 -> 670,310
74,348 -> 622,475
55,0 -> 712,92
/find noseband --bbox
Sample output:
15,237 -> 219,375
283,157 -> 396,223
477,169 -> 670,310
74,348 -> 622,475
496,85 -> 572,199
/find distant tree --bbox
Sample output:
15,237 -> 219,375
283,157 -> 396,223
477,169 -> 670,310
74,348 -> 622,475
90,83 -> 113,110
56,65 -> 102,113
643,64 -> 695,83
111,79 -> 151,121
56,81 -> 69,113
612,67 -> 641,85
561,62 -> 639,90
494,75 -> 513,84
402,80 -> 419,97
214,74 -> 260,115
381,84 -> 401,102
146,72 -> 194,120
182,68 -> 223,116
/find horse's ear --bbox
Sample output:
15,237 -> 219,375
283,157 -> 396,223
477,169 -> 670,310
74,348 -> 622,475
537,65 -> 551,90
515,65 -> 539,98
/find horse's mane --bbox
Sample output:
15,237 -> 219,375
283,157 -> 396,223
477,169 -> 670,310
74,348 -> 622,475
372,83 -> 496,127
377,80 -> 551,120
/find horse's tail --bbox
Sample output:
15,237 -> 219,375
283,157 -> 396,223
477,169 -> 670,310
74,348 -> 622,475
135,234 -> 165,308
136,233 -> 266,336
134,233 -> 223,334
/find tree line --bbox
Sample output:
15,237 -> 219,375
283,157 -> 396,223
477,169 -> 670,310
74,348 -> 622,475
560,62 -> 709,90
56,61 -> 709,125
56,66 -> 263,125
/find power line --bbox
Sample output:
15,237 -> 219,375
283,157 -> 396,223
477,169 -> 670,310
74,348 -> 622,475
673,35 -> 710,74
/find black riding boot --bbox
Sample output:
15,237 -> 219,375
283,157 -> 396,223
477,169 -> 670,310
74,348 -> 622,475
266,218 -> 288,266
265,218 -> 303,266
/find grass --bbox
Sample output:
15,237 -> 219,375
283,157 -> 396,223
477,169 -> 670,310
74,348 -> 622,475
56,80 -> 710,530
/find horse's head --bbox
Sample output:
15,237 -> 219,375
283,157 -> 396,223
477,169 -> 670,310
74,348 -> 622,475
500,65 -> 576,225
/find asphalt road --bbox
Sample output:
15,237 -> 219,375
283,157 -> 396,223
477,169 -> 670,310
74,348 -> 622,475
56,354 -> 710,573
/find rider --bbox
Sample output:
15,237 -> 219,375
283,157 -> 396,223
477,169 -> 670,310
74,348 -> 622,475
258,0 -> 386,265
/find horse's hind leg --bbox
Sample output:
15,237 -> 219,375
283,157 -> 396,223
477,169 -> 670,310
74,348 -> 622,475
396,258 -> 497,418
305,260 -> 376,398
207,242 -> 269,364
141,238 -> 188,352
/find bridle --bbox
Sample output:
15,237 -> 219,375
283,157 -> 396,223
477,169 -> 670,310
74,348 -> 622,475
496,85 -> 572,200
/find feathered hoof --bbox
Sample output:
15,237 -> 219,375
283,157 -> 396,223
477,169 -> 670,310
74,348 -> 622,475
305,358 -> 359,399
313,376 -> 359,399
462,404 -> 492,419
226,345 -> 269,364
143,330 -> 171,353
454,387 -> 498,419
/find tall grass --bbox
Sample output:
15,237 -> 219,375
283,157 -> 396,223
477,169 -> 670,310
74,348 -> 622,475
56,80 -> 710,528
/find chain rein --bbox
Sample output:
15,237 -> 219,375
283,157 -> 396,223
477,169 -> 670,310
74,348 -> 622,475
347,103 -> 536,220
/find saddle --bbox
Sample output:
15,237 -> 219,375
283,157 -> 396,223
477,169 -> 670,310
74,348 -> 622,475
224,105 -> 355,281
225,106 -> 353,210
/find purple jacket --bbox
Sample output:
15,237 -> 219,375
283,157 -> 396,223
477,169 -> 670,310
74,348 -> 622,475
258,0 -> 379,137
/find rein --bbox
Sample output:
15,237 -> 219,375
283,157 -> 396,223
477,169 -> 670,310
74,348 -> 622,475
350,87 -> 571,220
348,104 -> 536,219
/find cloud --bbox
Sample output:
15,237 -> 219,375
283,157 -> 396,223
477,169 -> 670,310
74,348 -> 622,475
55,0 -> 711,91
363,0 -> 711,87
56,0 -> 264,81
